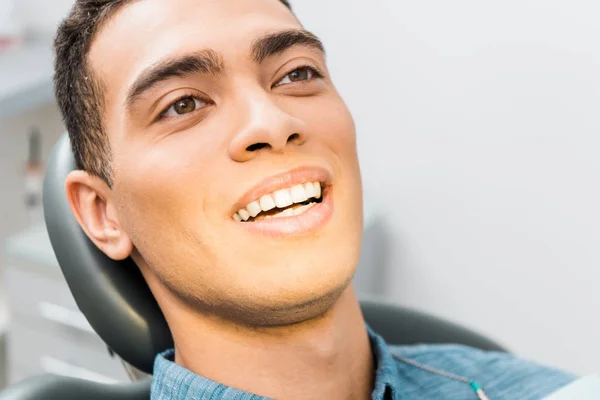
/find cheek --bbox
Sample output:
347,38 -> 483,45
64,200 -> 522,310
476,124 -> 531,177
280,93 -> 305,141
113,135 -> 220,247
305,96 -> 357,151
308,98 -> 360,182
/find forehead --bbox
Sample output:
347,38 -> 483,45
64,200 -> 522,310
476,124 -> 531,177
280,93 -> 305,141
89,0 -> 300,100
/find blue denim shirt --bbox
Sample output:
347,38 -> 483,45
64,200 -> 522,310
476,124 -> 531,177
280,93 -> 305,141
151,327 -> 575,400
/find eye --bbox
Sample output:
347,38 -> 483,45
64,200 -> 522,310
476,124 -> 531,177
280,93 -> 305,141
275,66 -> 321,87
161,96 -> 208,118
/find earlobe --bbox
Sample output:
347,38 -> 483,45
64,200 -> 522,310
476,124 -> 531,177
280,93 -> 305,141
65,171 -> 133,261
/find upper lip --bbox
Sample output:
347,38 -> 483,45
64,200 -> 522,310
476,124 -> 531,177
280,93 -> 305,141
231,166 -> 332,216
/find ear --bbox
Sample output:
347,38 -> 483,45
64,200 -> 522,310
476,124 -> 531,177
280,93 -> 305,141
65,170 -> 133,261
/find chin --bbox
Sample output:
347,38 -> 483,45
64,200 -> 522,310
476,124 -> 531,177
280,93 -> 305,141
232,263 -> 357,327
227,232 -> 362,327
247,280 -> 353,327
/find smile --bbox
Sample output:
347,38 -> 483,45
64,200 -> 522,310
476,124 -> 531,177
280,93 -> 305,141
233,182 -> 324,222
230,166 -> 334,236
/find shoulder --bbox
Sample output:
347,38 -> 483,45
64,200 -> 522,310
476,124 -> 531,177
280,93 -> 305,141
388,344 -> 577,400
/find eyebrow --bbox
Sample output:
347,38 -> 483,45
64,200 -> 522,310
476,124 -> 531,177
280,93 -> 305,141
251,29 -> 326,64
126,50 -> 224,110
125,29 -> 325,110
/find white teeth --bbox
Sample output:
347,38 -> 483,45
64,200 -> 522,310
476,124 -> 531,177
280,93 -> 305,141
247,201 -> 261,218
238,209 -> 251,221
293,202 -> 316,216
290,184 -> 309,203
274,189 -> 293,209
313,182 -> 322,199
235,181 -> 324,221
273,208 -> 295,219
304,182 -> 317,199
259,194 -> 276,212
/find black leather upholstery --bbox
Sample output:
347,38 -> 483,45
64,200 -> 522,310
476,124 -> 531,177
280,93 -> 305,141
0,134 -> 507,400
361,300 -> 505,351
43,135 -> 172,373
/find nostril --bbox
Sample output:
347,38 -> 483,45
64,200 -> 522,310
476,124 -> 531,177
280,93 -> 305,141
287,133 -> 300,143
246,142 -> 270,152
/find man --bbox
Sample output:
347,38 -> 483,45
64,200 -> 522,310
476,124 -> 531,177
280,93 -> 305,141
53,0 -> 575,399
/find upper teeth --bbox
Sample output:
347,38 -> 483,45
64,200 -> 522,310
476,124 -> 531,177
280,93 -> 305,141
233,182 -> 322,221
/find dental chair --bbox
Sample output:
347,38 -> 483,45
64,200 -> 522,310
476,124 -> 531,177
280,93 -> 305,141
0,134 -> 507,399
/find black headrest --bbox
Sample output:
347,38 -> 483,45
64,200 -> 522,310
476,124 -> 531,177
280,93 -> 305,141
43,134 -> 173,374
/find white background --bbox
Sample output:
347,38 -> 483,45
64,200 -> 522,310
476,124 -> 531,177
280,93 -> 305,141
294,0 -> 600,375
6,0 -> 599,376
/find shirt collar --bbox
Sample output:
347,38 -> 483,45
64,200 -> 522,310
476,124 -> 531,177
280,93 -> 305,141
368,325 -> 400,399
151,325 -> 400,400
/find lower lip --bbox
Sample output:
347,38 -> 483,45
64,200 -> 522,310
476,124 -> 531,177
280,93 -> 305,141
235,187 -> 334,237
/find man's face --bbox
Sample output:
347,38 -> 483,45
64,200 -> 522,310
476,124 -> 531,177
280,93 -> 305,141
88,0 -> 363,325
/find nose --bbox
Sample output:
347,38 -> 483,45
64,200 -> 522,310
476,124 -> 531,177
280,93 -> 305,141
228,90 -> 306,162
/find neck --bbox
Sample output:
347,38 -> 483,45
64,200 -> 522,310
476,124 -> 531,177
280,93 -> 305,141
167,286 -> 373,400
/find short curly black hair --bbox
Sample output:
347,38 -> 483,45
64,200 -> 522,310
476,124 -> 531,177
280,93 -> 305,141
54,0 -> 293,187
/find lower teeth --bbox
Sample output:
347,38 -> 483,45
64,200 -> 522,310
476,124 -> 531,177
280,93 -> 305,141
263,202 -> 317,220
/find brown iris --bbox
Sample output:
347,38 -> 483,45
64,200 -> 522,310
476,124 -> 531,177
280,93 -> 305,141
288,67 -> 310,82
173,97 -> 197,115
